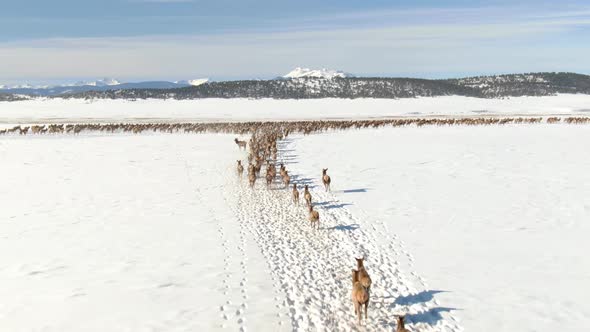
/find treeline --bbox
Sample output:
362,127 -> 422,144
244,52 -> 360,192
0,93 -> 27,101
61,77 -> 481,100
447,72 -> 590,97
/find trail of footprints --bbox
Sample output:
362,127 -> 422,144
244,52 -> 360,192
225,138 -> 463,331
182,159 -> 250,331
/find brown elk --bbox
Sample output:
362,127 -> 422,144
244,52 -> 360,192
236,160 -> 244,176
282,171 -> 290,188
351,269 -> 370,324
355,257 -> 372,290
292,184 -> 300,205
234,138 -> 247,150
322,168 -> 331,192
304,185 -> 312,207
308,205 -> 319,230
280,163 -> 287,178
396,316 -> 410,332
248,172 -> 256,188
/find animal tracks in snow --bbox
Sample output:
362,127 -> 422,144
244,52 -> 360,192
224,138 -> 463,331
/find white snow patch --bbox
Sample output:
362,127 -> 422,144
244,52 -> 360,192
0,134 -> 285,331
283,67 -> 353,79
2,94 -> 590,125
72,78 -> 121,87
175,78 -> 209,86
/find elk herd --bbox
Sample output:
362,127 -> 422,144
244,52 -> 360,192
232,129 -> 409,329
1,115 -> 589,137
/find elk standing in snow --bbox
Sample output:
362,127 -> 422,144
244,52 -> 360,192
396,316 -> 410,332
322,168 -> 331,192
351,269 -> 370,324
304,184 -> 312,207
234,138 -> 247,150
355,257 -> 372,290
282,171 -> 290,189
308,205 -> 319,230
280,163 -> 286,178
236,160 -> 244,177
248,172 -> 256,188
292,184 -> 300,205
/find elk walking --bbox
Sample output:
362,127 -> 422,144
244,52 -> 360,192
351,269 -> 370,324
292,184 -> 300,205
303,185 -> 312,207
282,171 -> 290,189
355,257 -> 372,290
396,316 -> 410,332
234,138 -> 247,150
236,160 -> 244,176
308,205 -> 319,230
248,172 -> 256,188
322,168 -> 331,192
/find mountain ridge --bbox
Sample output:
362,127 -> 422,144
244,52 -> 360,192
2,72 -> 589,101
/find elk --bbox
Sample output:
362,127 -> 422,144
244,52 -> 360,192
236,160 -> 244,176
248,172 -> 256,188
292,184 -> 300,205
304,185 -> 312,207
282,171 -> 290,188
351,269 -> 370,324
308,205 -> 319,230
280,163 -> 287,178
396,316 -> 410,332
254,160 -> 262,177
322,168 -> 331,192
234,138 -> 247,150
355,257 -> 372,290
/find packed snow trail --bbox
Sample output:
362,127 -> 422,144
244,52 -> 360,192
222,137 -> 463,331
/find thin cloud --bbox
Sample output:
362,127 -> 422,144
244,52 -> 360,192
1,4 -> 589,80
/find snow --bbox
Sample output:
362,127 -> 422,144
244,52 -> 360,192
72,78 -> 121,87
175,78 -> 209,86
0,134 -> 286,331
1,96 -> 589,330
1,94 -> 590,125
283,67 -> 353,79
0,130 -> 468,331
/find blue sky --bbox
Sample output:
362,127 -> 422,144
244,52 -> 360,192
1,0 -> 590,84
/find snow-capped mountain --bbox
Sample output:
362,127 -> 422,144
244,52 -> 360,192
283,67 -> 353,79
174,78 -> 209,86
72,78 -> 121,87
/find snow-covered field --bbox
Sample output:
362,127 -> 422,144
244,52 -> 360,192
289,125 -> 590,332
1,123 -> 589,331
0,134 -> 284,331
2,94 -> 590,125
0,132 -> 463,331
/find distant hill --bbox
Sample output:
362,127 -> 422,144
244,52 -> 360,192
62,77 -> 479,100
0,93 -> 27,101
0,79 -> 209,97
446,72 -> 590,97
3,72 -> 590,101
